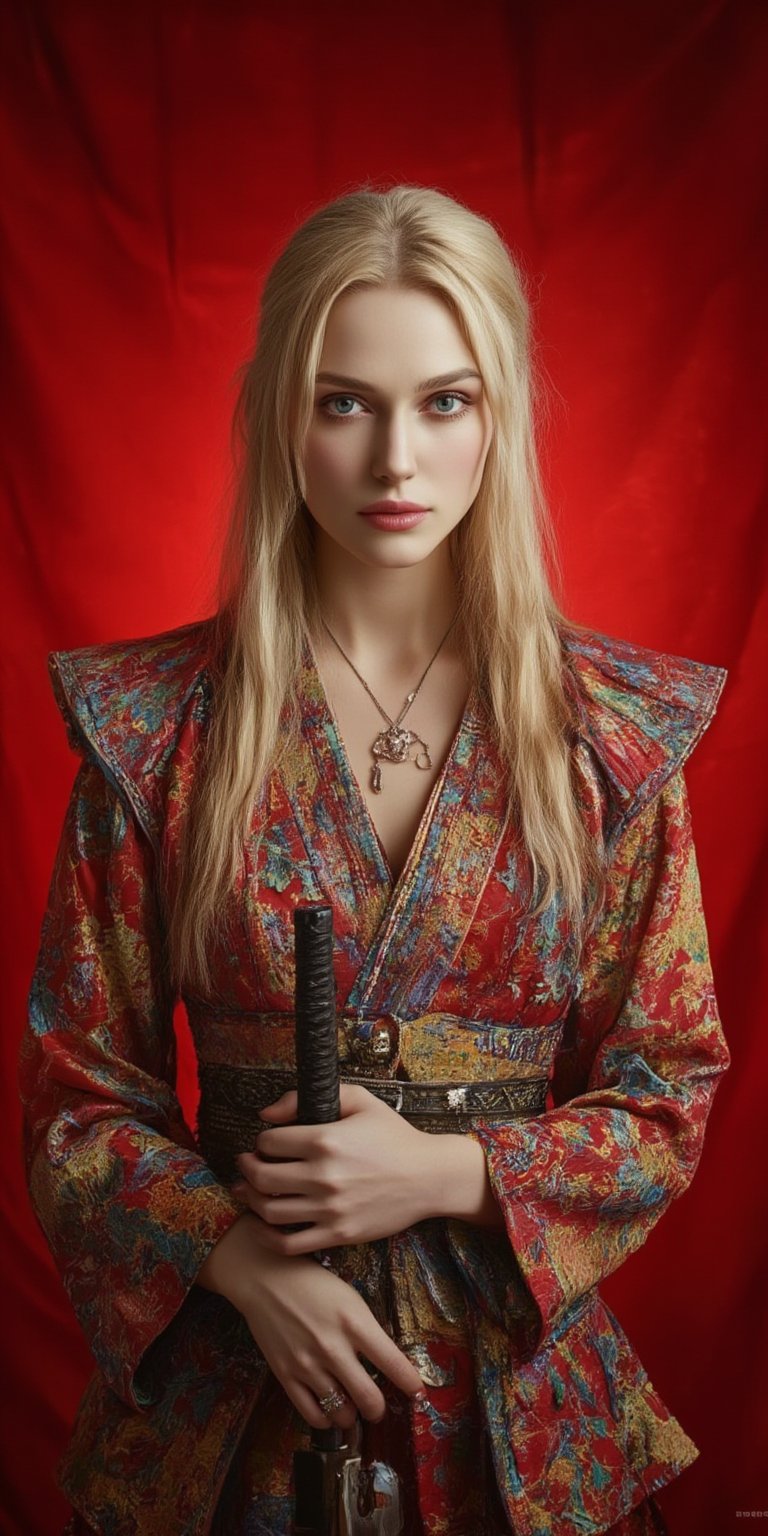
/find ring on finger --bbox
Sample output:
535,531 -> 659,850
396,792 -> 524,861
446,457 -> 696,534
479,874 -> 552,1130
317,1387 -> 348,1415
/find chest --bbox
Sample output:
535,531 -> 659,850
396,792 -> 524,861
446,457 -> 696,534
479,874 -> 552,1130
178,642 -> 580,1052
320,659 -> 471,884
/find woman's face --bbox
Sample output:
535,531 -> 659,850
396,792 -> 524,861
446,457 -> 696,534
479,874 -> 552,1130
301,285 -> 493,570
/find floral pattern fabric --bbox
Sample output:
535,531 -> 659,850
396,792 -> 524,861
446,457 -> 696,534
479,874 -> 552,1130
21,619 -> 729,1536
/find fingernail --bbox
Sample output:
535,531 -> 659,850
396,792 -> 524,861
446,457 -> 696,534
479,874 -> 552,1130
412,1389 -> 427,1400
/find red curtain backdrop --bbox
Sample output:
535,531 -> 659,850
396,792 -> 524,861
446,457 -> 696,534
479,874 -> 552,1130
2,3 -> 766,1532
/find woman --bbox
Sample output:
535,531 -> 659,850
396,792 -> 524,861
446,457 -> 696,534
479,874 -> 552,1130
21,185 -> 729,1536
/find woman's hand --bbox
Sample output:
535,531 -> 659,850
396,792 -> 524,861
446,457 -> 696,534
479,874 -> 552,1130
231,1084 -> 443,1255
196,1215 -> 425,1430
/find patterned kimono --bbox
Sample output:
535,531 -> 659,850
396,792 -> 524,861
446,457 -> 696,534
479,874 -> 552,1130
20,618 -> 730,1536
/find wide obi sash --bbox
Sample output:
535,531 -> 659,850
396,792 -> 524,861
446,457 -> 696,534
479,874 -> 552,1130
186,1004 -> 561,1183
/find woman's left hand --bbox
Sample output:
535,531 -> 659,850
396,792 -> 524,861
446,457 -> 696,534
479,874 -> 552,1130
231,1085 -> 442,1254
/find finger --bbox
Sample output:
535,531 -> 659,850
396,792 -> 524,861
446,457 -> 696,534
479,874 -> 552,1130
304,1374 -> 359,1430
241,1219 -> 307,1255
245,1221 -> 329,1256
244,1194 -> 316,1226
234,1156 -> 309,1196
288,1377 -> 355,1433
255,1125 -> 323,1159
337,1084 -> 373,1113
357,1322 -> 426,1399
259,1091 -> 299,1120
334,1358 -> 387,1423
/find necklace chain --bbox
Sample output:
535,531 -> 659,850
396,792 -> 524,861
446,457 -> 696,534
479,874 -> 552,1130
318,611 -> 460,794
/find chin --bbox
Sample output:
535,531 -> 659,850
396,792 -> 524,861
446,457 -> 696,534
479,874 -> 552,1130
356,537 -> 444,569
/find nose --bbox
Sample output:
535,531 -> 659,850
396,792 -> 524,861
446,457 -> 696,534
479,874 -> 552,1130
370,408 -> 417,484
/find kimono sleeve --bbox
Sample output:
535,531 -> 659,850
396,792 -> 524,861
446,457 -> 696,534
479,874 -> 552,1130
19,756 -> 243,1409
449,766 -> 730,1355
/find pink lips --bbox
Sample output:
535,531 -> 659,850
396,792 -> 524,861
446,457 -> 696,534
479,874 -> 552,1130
359,500 -> 429,516
359,500 -> 430,531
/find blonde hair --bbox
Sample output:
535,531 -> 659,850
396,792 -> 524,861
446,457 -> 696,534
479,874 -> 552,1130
168,183 -> 599,993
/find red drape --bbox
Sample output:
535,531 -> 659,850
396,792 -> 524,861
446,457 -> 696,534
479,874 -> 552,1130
2,3 -> 766,1533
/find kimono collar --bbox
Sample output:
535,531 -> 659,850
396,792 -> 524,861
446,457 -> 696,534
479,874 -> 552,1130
46,617 -> 727,853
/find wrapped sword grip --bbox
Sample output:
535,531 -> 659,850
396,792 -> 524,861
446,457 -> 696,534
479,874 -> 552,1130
293,903 -> 341,1127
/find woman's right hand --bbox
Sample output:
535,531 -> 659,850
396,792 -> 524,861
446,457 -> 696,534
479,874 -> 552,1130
196,1214 -> 425,1430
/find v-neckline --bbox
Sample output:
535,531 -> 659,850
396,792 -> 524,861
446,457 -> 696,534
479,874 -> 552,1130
302,634 -> 478,900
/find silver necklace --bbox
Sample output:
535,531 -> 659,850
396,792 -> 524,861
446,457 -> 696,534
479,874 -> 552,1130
319,612 -> 459,794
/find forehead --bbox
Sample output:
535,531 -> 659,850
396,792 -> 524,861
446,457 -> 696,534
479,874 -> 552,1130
317,286 -> 476,378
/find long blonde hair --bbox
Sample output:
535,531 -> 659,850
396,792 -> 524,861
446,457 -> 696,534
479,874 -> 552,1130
168,183 -> 598,993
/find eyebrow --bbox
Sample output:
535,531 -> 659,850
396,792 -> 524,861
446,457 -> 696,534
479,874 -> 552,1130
314,368 -> 482,393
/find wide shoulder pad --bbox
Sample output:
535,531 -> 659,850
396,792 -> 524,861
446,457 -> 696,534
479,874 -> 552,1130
561,624 -> 726,843
48,620 -> 214,849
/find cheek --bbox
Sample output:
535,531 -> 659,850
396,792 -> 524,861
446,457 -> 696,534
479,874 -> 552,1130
435,419 -> 489,482
304,427 -> 360,488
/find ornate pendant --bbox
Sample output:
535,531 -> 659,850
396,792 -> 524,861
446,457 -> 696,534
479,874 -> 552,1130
370,725 -> 432,794
373,724 -> 418,763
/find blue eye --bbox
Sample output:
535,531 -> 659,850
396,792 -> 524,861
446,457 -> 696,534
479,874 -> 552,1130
326,396 -> 359,416
318,391 -> 472,422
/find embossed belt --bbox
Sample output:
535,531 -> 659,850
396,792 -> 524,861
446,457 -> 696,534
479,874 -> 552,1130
197,1062 -> 549,1183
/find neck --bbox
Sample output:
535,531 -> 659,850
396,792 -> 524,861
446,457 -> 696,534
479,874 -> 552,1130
310,528 -> 461,672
